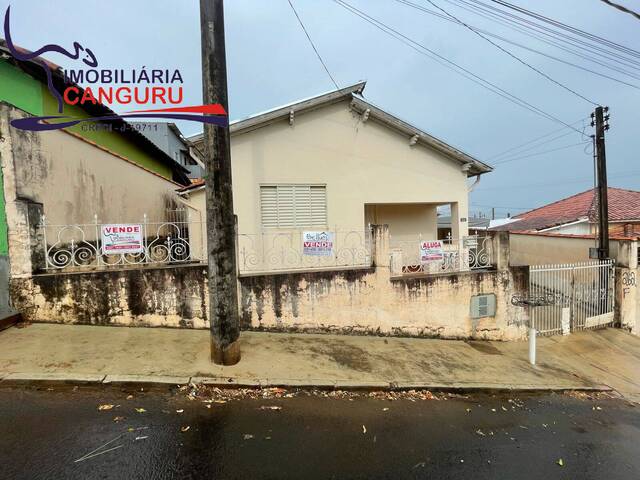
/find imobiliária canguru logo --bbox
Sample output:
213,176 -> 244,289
3,5 -> 227,132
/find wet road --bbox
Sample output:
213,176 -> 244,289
0,386 -> 638,479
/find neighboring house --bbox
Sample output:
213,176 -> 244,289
130,122 -> 205,179
437,215 -> 490,239
0,42 -> 192,301
490,187 -> 640,237
183,82 -> 492,261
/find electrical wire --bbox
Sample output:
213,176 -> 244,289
491,130 -> 576,161
449,0 -> 640,72
481,0 -> 640,62
422,0 -> 599,105
332,0 -> 584,134
600,0 -> 640,21
471,203 -> 534,210
393,0 -> 640,88
473,170 -> 640,191
493,141 -> 590,165
488,0 -> 640,54
287,0 -> 339,90
486,118 -> 588,160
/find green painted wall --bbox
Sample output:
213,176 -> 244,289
0,61 -> 43,116
0,162 -> 8,256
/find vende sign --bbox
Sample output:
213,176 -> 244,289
420,240 -> 444,263
101,224 -> 144,255
302,231 -> 335,257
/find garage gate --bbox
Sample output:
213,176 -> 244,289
529,260 -> 615,336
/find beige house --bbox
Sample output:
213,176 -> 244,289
182,82 -> 492,272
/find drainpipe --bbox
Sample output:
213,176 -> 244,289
467,173 -> 482,192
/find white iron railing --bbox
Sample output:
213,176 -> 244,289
237,228 -> 373,275
389,234 -> 492,275
39,210 -> 206,270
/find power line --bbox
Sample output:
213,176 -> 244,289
451,0 -> 640,72
488,0 -> 640,55
473,170 -> 640,191
483,0 -> 640,61
493,141 -> 590,165
471,203 -> 534,210
493,125 -> 593,162
332,0 -> 584,134
487,119 -> 587,160
600,0 -> 640,21
394,0 -> 640,88
421,0 -> 599,105
287,0 -> 339,90
491,130 -> 576,161
481,34 -> 640,88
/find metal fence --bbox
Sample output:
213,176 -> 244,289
39,210 -> 206,271
529,260 -> 615,336
389,234 -> 492,275
237,228 -> 373,275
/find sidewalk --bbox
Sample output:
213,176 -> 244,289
1,324 -> 639,400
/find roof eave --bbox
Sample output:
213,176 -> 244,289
349,96 -> 492,177
187,81 -> 367,144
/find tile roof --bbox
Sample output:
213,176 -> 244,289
491,187 -> 640,232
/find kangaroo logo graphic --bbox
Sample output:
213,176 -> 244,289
2,5 -> 228,132
4,6 -> 98,113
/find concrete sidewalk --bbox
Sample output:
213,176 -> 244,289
0,324 -> 639,400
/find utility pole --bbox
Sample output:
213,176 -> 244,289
592,106 -> 611,260
200,0 -> 241,365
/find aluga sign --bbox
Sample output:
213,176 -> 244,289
420,240 -> 444,263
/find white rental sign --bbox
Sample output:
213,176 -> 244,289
101,224 -> 144,255
420,240 -> 444,263
302,231 -> 335,256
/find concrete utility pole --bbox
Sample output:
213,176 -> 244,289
592,106 -> 610,260
200,0 -> 241,365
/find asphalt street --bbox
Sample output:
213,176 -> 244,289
0,386 -> 638,479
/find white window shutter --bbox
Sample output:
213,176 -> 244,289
260,184 -> 326,228
260,186 -> 279,228
310,186 -> 327,226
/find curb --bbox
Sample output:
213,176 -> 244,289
103,374 -> 191,387
1,372 -> 106,386
0,372 -> 613,393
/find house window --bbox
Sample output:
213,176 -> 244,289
260,184 -> 327,228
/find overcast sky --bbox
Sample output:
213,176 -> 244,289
2,0 -> 638,217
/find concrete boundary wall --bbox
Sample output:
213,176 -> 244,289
10,264 -> 210,329
9,227 -> 530,341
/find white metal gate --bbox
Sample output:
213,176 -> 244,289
529,260 -> 615,336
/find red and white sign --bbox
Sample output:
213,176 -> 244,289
101,224 -> 144,255
420,240 -> 444,263
303,231 -> 335,257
